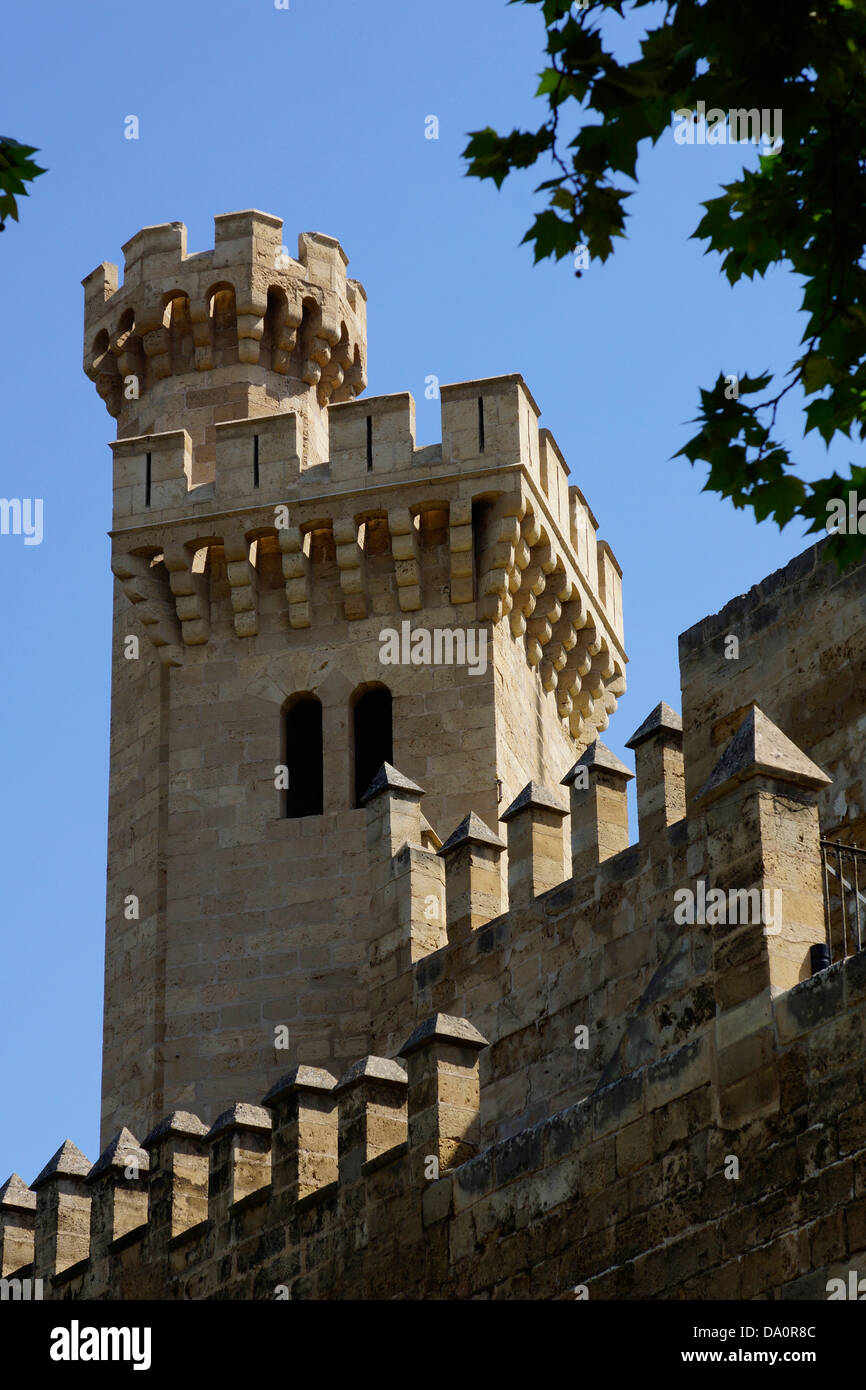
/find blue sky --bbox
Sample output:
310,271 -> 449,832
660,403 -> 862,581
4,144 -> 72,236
0,0 -> 851,1184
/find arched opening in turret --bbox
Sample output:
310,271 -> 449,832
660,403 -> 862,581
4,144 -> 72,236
351,684 -> 393,808
116,308 -> 135,349
163,291 -> 194,373
90,328 -> 122,414
249,529 -> 283,589
281,693 -> 324,819
261,286 -> 292,374
208,282 -> 238,366
472,496 -> 496,595
417,503 -> 451,604
307,522 -> 336,563
299,296 -> 322,389
91,328 -> 111,372
346,343 -> 364,398
361,512 -> 390,557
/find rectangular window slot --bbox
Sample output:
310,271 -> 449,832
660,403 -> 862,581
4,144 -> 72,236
253,434 -> 260,489
145,452 -> 152,508
477,397 -> 485,453
366,415 -> 373,471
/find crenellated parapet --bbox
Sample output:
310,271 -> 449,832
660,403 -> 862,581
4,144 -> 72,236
7,914 -> 866,1300
2,709 -> 860,1300
82,212 -> 367,491
0,1012 -> 489,1300
360,698 -> 834,1143
83,212 -> 367,421
84,213 -> 626,755
103,371 -> 626,740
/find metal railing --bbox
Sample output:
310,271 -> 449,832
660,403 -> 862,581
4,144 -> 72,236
820,840 -> 866,964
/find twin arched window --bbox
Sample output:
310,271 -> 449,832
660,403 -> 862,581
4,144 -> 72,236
283,696 -> 324,819
282,685 -> 392,819
353,687 -> 393,809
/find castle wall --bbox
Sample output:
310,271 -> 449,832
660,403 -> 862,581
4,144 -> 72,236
412,825 -> 697,1147
679,542 -> 866,842
10,507 -> 861,1301
19,947 -> 866,1302
101,588 -> 169,1143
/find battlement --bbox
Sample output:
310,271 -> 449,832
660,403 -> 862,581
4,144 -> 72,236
0,1013 -> 488,1297
105,379 -> 625,743
6,904 -> 866,1301
355,688 -> 835,1124
104,372 -> 600,521
82,212 -> 367,478
6,663 -> 866,1298
83,212 -> 365,402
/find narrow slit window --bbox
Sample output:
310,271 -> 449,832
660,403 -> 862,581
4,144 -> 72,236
145,452 -> 152,508
477,397 -> 485,453
253,434 -> 260,489
283,696 -> 324,819
366,415 -> 373,471
353,687 -> 393,807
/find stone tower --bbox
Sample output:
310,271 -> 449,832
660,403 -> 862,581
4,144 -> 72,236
82,210 -> 627,1147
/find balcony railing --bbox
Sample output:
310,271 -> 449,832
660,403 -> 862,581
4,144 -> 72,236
820,840 -> 866,964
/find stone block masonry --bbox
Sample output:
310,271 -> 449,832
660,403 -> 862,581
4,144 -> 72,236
83,211 -> 626,1148
5,663 -> 866,1298
3,211 -> 863,1302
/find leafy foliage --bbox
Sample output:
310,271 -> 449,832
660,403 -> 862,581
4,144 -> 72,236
0,136 -> 46,232
463,0 -> 866,567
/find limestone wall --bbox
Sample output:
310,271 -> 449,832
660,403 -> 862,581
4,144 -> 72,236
101,587 -> 169,1142
91,217 -> 626,1147
679,542 -> 866,842
5,646 -> 861,1300
7,948 -> 865,1302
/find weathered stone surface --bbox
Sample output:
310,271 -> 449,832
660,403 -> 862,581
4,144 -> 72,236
334,1057 -> 408,1092
399,1014 -> 488,1057
0,1174 -> 36,1211
359,763 -> 425,806
90,217 -> 625,1153
695,705 -> 832,808
500,782 -> 568,822
11,210 -> 865,1302
262,1067 -> 338,1105
562,739 -> 633,783
439,812 -> 506,854
31,1141 -> 92,1189
87,1129 -> 150,1181
625,701 -> 683,749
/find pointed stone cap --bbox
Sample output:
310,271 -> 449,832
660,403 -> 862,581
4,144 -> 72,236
500,781 -> 568,823
0,1174 -> 36,1212
625,701 -> 683,750
333,1056 -> 408,1093
142,1111 -> 209,1149
399,1014 -> 488,1058
262,1066 -> 338,1107
694,705 -> 832,809
207,1104 -> 272,1141
438,810 -> 506,855
562,739 -> 633,785
359,762 -> 424,806
31,1140 -> 92,1191
87,1128 -> 150,1182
